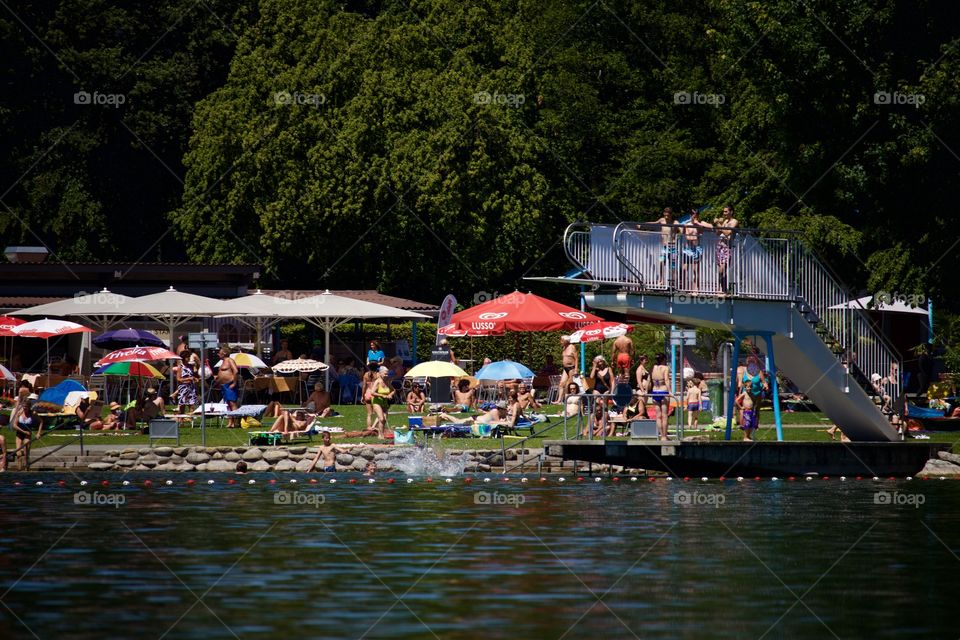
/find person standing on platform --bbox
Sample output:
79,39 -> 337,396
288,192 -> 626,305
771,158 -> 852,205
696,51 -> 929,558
559,335 -> 578,403
715,204 -> 738,293
611,334 -> 633,381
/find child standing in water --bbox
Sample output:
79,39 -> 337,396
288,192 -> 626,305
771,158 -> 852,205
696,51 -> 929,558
686,378 -> 702,429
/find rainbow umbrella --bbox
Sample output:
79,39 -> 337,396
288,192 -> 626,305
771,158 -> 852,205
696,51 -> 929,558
94,361 -> 164,378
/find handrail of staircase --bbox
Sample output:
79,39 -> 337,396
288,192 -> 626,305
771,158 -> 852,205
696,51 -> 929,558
562,221 -> 593,277
612,222 -> 649,284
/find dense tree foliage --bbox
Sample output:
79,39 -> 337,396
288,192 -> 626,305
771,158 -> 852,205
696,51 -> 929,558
3,0 -> 960,321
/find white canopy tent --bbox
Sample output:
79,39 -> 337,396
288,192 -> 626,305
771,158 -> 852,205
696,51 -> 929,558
218,290 -> 429,387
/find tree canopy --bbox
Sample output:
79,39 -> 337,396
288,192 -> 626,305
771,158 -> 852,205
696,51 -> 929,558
2,0 -> 959,314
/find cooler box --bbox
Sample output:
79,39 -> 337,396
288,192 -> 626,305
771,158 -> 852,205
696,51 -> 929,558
408,416 -> 424,428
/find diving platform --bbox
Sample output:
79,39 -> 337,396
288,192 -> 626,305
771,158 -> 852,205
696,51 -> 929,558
536,221 -> 904,442
544,440 -> 947,477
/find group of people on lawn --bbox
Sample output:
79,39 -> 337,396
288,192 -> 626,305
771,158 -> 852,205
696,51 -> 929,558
556,332 -> 771,442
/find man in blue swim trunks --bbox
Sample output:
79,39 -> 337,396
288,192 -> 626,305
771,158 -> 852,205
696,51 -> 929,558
306,431 -> 339,473
681,209 -> 712,292
217,346 -> 240,427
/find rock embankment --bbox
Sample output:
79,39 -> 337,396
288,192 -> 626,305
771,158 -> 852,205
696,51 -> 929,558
915,451 -> 960,478
84,445 -> 580,473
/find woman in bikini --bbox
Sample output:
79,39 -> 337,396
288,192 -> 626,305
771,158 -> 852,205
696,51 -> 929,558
370,366 -> 396,437
650,354 -> 671,440
361,366 -> 377,431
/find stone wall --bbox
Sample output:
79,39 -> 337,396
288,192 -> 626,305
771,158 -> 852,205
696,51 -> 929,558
85,445 -> 555,473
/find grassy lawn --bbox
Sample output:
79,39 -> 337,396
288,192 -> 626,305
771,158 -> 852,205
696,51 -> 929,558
8,403 -> 957,452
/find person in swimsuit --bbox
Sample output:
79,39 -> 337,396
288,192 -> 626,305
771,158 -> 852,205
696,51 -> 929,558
306,431 -> 340,472
370,366 -> 395,437
360,367 -> 377,430
13,396 -> 43,471
650,207 -> 678,287
217,346 -> 240,427
736,388 -> 758,441
269,409 -> 316,440
563,382 -> 583,419
406,382 -> 426,413
453,379 -> 476,411
740,355 -> 768,439
559,335 -> 577,403
686,378 -> 702,429
517,382 -> 540,412
682,209 -> 712,292
650,354 -> 671,440
715,204 -> 738,293
611,334 -> 634,381
589,356 -> 614,396
635,355 -> 651,398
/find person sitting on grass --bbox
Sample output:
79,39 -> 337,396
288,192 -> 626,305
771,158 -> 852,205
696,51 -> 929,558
306,431 -> 340,472
452,379 -> 475,411
564,382 -> 583,418
303,382 -> 333,418
406,382 -> 426,413
100,402 -> 125,430
75,396 -> 103,431
517,382 -> 541,412
127,388 -> 165,426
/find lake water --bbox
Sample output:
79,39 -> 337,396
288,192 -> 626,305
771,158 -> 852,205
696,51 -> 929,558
1,473 -> 958,639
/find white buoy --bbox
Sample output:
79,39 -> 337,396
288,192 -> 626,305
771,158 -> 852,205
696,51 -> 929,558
558,477 -> 566,483
368,478 -> 376,484
289,479 -> 297,484
207,479 -> 215,485
35,481 -> 43,486
771,477 -> 779,481
165,480 -> 173,486
80,480 -> 89,486
330,479 -> 337,484
630,477 -> 638,482
248,479 -> 256,484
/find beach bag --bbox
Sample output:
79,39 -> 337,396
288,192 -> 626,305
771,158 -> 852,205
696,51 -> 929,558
241,416 -> 261,429
394,429 -> 414,444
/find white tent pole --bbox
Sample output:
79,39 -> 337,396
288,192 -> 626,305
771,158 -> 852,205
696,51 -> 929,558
325,319 -> 331,390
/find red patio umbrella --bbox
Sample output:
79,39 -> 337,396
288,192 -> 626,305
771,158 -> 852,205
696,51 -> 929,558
0,316 -> 25,337
437,291 -> 603,336
568,322 -> 632,344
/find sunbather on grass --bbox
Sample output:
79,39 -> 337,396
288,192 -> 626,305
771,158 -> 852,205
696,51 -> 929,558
269,410 -> 315,438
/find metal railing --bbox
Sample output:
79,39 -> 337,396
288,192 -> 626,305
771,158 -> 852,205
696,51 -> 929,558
562,391 -> 684,441
564,222 -> 903,411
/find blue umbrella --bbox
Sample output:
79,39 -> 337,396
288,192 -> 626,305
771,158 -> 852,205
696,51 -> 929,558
474,360 -> 536,380
93,328 -> 165,350
37,379 -> 86,406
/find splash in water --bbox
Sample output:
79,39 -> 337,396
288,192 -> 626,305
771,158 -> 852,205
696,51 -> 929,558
391,445 -> 466,477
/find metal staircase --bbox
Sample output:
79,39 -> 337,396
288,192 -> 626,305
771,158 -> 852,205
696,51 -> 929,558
553,221 -> 901,441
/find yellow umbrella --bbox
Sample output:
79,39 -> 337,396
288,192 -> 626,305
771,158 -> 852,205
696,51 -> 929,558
405,361 -> 468,378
